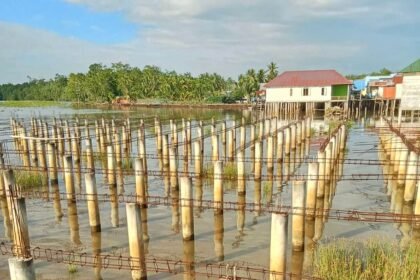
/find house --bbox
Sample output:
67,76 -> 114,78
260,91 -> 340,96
353,75 -> 395,99
368,76 -> 403,100
264,70 -> 352,103
399,58 -> 420,112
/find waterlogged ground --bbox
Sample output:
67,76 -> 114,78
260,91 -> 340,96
0,105 -> 415,279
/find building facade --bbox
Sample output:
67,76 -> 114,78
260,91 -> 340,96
264,70 -> 351,103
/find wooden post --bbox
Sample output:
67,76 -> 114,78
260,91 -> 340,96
180,177 -> 194,241
126,203 -> 147,280
8,197 -> 36,280
269,213 -> 288,280
85,172 -> 101,233
292,180 -> 305,251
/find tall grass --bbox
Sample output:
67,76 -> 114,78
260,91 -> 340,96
202,161 -> 237,180
313,238 -> 420,280
15,171 -> 47,190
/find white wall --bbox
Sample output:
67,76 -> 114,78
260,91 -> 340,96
401,75 -> 420,109
395,84 -> 402,99
265,86 -> 332,102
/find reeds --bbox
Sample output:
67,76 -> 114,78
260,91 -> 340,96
313,238 -> 420,280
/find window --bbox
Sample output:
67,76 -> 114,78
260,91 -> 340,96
321,88 -> 325,96
290,88 -> 293,96
303,88 -> 309,96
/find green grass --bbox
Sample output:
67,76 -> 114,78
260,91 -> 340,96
202,161 -> 238,180
223,162 -> 237,180
262,181 -> 272,200
67,264 -> 78,274
121,158 -> 133,170
0,100 -> 65,107
313,238 -> 420,280
15,171 -> 47,190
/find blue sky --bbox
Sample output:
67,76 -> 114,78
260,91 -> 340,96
0,0 -> 136,44
0,0 -> 419,83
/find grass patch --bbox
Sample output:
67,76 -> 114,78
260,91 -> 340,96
262,181 -> 272,201
223,162 -> 237,180
121,158 -> 133,170
67,264 -> 78,274
15,171 -> 46,190
93,152 -> 107,163
313,238 -> 420,280
0,100 -> 65,107
202,161 -> 238,181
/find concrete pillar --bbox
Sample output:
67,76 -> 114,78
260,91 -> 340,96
292,180 -> 305,251
126,203 -> 147,280
180,177 -> 194,241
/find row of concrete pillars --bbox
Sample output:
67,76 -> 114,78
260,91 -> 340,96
269,124 -> 347,279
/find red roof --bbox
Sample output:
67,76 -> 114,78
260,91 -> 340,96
265,70 -> 352,88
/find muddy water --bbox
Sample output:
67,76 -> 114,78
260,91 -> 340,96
0,106 -> 411,279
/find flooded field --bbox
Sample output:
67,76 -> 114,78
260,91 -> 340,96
0,105 -> 419,279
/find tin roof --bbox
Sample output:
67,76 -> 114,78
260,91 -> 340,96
400,58 -> 420,73
265,70 -> 352,88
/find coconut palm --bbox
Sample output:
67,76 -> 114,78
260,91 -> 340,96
266,62 -> 278,81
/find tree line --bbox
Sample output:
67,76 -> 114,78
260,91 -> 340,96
0,62 -> 279,103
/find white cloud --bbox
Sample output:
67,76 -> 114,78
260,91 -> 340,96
1,1 -> 419,83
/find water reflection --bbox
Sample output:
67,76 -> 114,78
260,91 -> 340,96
214,212 -> 224,261
91,231 -> 102,279
183,239 -> 195,280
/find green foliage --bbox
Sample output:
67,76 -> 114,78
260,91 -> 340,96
223,162 -> 237,180
262,181 -> 272,200
345,68 -> 392,80
0,61 -> 283,104
314,238 -> 420,280
67,264 -> 78,274
0,100 -> 64,107
266,62 -> 278,81
0,63 -> 230,103
15,171 -> 47,190
121,158 -> 133,170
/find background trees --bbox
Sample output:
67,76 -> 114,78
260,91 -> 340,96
0,61 -> 282,103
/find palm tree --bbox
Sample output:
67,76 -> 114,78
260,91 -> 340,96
257,69 -> 266,83
266,62 -> 278,81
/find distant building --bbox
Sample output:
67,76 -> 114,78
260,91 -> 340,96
352,75 -> 395,98
368,75 -> 403,100
264,70 -> 352,103
399,58 -> 420,113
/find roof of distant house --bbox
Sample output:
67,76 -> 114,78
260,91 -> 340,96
265,70 -> 352,88
400,58 -> 420,73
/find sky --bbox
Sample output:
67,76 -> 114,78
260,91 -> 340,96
0,0 -> 419,84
